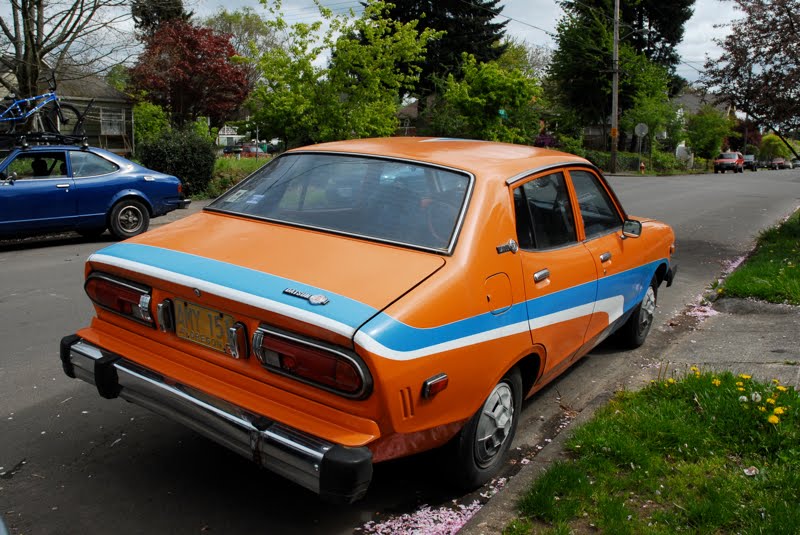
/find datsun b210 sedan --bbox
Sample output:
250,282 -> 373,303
61,138 -> 676,503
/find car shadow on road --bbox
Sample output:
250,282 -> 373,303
0,232 -> 115,252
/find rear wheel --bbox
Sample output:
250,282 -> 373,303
109,199 -> 149,240
617,277 -> 658,349
44,103 -> 83,135
448,367 -> 522,490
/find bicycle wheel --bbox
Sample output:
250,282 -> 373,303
0,103 -> 19,134
44,102 -> 83,134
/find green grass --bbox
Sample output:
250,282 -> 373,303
722,210 -> 800,305
510,371 -> 800,534
200,157 -> 269,198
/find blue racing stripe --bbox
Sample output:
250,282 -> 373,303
93,243 -> 378,330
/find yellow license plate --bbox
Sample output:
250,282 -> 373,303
175,300 -> 235,354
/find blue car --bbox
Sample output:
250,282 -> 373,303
0,144 -> 189,240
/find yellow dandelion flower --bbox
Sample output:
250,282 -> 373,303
740,374 -> 752,380
712,378 -> 721,387
737,387 -> 745,392
690,366 -> 699,372
759,406 -> 767,412
768,415 -> 780,425
668,378 -> 675,384
767,398 -> 776,405
772,379 -> 781,384
774,407 -> 785,415
777,386 -> 788,392
736,381 -> 744,387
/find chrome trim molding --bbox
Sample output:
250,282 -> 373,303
505,161 -> 602,186
65,339 -> 364,498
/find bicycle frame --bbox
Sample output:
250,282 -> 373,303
0,92 -> 59,125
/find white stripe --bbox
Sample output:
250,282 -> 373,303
358,295 -> 626,362
89,253 -> 356,338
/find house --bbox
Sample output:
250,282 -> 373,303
0,63 -> 134,155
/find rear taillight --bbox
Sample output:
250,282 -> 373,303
253,326 -> 371,399
85,273 -> 154,327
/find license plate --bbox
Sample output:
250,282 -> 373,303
175,300 -> 235,354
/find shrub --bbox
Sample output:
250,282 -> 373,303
650,150 -> 680,172
138,127 -> 216,194
133,102 -> 170,147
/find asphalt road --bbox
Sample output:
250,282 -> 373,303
1,169 -> 799,534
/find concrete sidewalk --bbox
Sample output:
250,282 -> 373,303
460,298 -> 800,534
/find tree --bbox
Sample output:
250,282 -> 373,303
202,8 -> 280,91
250,1 -> 439,147
685,105 -> 734,160
131,0 -> 192,38
0,0 -> 135,98
495,37 -> 552,81
130,20 -> 249,127
559,0 -> 695,78
759,133 -> 791,160
702,0 -> 800,157
133,101 -> 170,148
425,53 -> 541,143
381,0 -> 508,99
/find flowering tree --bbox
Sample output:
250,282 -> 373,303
703,0 -> 800,156
130,20 -> 249,127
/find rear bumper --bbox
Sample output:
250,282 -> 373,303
59,335 -> 372,503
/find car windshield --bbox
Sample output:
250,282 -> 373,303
744,155 -> 754,160
718,153 -> 737,159
208,152 -> 471,252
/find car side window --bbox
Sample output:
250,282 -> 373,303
70,151 -> 119,178
513,172 -> 577,250
569,170 -> 622,239
5,151 -> 67,179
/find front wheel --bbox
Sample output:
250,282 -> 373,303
617,277 -> 658,349
109,199 -> 150,240
448,367 -> 522,490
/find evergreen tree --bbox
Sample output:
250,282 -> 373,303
132,0 -> 192,38
380,0 -> 509,98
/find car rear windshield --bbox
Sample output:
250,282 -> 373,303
718,153 -> 738,159
208,152 -> 471,252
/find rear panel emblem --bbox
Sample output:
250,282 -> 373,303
283,288 -> 329,306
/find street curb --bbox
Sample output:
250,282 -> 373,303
459,391 -> 614,534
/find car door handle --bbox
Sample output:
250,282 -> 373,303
56,184 -> 70,188
599,252 -> 612,262
533,268 -> 550,283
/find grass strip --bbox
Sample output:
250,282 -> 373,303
507,370 -> 800,534
722,210 -> 800,305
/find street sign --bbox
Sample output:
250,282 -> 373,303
610,127 -> 618,138
635,123 -> 649,137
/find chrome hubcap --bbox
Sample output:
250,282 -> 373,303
475,382 -> 514,467
639,286 -> 656,334
119,205 -> 143,233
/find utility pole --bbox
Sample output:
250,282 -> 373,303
610,0 -> 620,173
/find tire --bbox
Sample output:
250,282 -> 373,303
109,199 -> 150,240
44,103 -> 82,134
448,367 -> 522,490
617,277 -> 658,349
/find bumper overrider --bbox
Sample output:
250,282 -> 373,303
59,335 -> 372,503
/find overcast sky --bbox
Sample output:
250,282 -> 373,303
188,0 -> 727,82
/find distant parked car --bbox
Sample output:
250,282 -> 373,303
771,157 -> 786,170
792,159 -> 800,168
785,159 -> 794,170
222,145 -> 243,155
743,154 -> 758,171
713,152 -> 744,173
0,144 -> 189,240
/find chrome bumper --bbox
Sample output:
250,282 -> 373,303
60,336 -> 372,503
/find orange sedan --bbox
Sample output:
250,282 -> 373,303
61,138 -> 676,503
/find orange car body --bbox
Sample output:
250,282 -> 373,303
61,138 -> 676,502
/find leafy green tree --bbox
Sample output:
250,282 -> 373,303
620,60 -> 679,152
381,0 -> 508,99
250,1 -> 439,147
495,37 -> 551,81
425,54 -> 541,143
133,101 -> 170,149
202,8 -> 279,90
759,134 -> 791,160
685,105 -> 733,160
131,0 -> 192,38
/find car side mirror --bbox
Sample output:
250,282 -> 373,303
622,219 -> 642,238
1,171 -> 17,185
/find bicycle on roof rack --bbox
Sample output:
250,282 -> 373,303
0,77 -> 93,137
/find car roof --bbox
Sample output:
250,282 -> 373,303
289,137 -> 592,180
